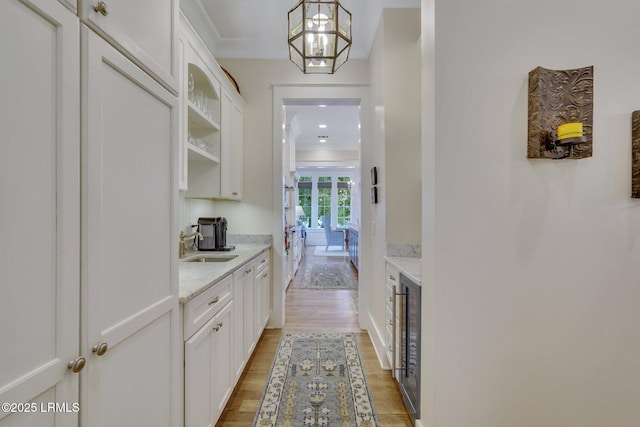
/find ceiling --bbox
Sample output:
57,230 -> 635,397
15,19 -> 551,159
181,0 -> 420,60
180,0 -> 420,163
286,103 -> 360,162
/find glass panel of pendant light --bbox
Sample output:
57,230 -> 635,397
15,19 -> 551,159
337,3 -> 351,39
288,5 -> 303,39
305,57 -> 335,74
334,47 -> 348,71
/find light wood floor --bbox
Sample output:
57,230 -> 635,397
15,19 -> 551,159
216,246 -> 413,426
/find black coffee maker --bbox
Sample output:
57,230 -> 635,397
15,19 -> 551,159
195,217 -> 235,251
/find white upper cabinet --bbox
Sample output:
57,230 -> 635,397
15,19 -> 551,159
181,31 -> 223,197
58,0 -> 77,13
220,88 -> 244,200
0,1 -> 80,426
179,13 -> 245,200
79,0 -> 179,93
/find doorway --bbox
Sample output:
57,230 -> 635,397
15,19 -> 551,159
271,84 -> 372,332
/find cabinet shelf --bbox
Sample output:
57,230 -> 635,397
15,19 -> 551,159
188,102 -> 221,131
188,144 -> 220,163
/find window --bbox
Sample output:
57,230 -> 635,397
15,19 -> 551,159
337,177 -> 351,227
317,177 -> 331,227
298,177 -> 312,227
297,173 -> 353,229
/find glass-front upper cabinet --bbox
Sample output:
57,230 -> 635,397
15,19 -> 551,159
186,61 -> 221,163
178,16 -> 223,197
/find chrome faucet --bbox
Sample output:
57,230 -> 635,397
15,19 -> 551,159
179,230 -> 203,259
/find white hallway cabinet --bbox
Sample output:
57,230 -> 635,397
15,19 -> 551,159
78,0 -> 179,93
80,28 -> 180,427
0,1 -> 80,426
0,1 -> 180,426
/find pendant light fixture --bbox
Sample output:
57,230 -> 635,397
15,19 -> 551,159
288,0 -> 352,74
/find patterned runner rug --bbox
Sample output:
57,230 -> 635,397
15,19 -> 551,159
253,332 -> 379,427
300,263 -> 357,290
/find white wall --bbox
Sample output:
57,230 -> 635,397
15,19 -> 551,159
368,9 -> 422,365
425,0 -> 640,426
368,9 -> 389,359
384,10 -> 421,245
296,150 -> 359,163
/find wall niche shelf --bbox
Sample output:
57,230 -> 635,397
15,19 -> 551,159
527,65 -> 594,160
632,111 -> 640,198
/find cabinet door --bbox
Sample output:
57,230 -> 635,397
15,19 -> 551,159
177,34 -> 188,191
220,90 -> 243,200
231,274 -> 245,381
81,28 -> 180,427
235,261 -> 256,358
256,266 -> 271,335
184,302 -> 233,427
79,0 -> 178,93
0,1 -> 80,426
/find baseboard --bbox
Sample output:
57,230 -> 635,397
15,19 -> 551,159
367,312 -> 391,370
414,419 -> 424,427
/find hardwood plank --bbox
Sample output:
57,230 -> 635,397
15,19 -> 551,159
215,246 -> 413,426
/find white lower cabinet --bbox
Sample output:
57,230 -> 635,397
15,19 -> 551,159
185,300 -> 233,427
235,259 -> 257,359
255,252 -> 271,338
183,249 -> 271,427
385,263 -> 401,378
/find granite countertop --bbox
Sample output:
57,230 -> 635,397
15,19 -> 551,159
179,243 -> 271,303
383,256 -> 422,285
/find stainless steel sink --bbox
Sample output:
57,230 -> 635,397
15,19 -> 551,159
183,255 -> 238,263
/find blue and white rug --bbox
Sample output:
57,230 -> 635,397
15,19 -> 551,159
253,332 -> 379,427
300,263 -> 356,290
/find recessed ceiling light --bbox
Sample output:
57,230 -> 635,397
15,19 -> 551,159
319,139 -> 327,143
318,124 -> 327,129
318,105 -> 327,108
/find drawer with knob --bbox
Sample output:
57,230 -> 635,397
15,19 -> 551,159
386,264 -> 399,285
183,274 -> 232,339
255,250 -> 270,275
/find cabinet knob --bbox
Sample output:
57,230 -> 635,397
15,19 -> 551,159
93,1 -> 109,16
389,275 -> 397,281
388,319 -> 393,325
92,342 -> 108,356
213,322 -> 224,332
67,357 -> 86,373
208,296 -> 220,306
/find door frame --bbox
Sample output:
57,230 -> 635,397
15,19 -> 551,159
271,84 -> 371,330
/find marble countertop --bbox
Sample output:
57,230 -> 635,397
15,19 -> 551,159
383,256 -> 422,285
179,243 -> 271,303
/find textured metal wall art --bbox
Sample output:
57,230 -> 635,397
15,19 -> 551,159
632,111 -> 640,198
527,66 -> 594,159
